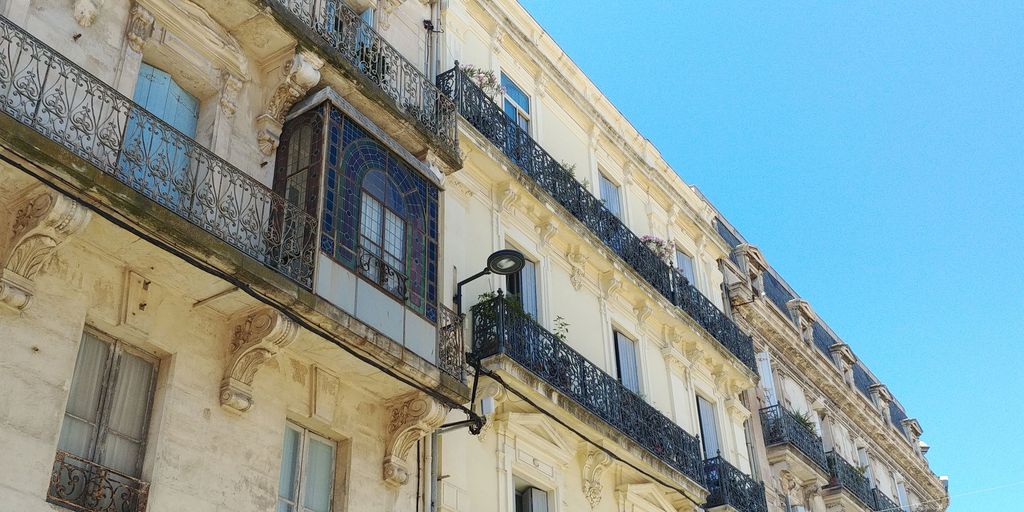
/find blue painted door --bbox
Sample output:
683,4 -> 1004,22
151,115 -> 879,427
120,63 -> 200,212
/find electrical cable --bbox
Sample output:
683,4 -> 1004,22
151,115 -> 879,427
0,150 -> 474,417
473,365 -> 706,509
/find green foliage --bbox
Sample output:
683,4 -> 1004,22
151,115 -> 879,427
553,315 -> 570,342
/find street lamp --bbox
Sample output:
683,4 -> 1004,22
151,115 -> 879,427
453,249 -> 525,316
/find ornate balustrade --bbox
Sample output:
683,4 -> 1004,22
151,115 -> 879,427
760,405 -> 829,471
441,66 -> 756,371
471,293 -> 705,486
703,456 -> 768,512
0,16 -> 316,288
270,0 -> 458,157
826,451 -> 875,508
437,304 -> 465,382
873,487 -> 901,511
47,451 -> 150,512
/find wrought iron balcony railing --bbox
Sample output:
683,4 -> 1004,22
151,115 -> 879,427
826,451 -> 874,508
440,66 -> 756,372
356,244 -> 408,299
703,456 -> 768,512
760,405 -> 829,471
48,451 -> 150,512
271,0 -> 457,157
471,293 -> 705,486
0,15 -> 317,288
437,304 -> 465,382
873,487 -> 901,512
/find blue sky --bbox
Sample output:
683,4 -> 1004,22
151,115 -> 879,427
518,1 -> 1023,509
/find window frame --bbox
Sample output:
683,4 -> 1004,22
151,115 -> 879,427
505,245 -> 539,319
278,422 -> 338,512
612,330 -> 641,394
598,172 -> 623,219
696,394 -> 721,460
358,190 -> 408,299
59,329 -> 159,479
501,72 -> 531,132
674,247 -> 696,285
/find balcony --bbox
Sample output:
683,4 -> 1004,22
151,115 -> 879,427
760,405 -> 828,472
702,456 -> 768,512
269,0 -> 458,163
440,66 -> 756,372
47,451 -> 150,512
873,487 -> 901,512
470,293 -> 705,486
0,15 -> 316,288
825,451 -> 874,509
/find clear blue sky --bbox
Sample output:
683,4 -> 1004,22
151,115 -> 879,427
518,1 -> 1023,509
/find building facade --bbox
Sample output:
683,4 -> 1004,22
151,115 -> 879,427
0,1 -> 946,512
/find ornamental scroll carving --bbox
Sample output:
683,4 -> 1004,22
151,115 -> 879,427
1,189 -> 91,311
382,391 -> 449,486
256,51 -> 325,155
220,308 -> 299,412
581,447 -> 611,508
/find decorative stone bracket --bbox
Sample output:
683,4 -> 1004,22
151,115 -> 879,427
383,391 -> 449,486
256,51 -> 325,156
220,308 -> 299,412
1,189 -> 91,311
581,446 -> 612,508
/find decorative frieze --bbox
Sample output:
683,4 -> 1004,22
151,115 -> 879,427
257,51 -> 325,155
383,391 -> 449,486
220,308 -> 299,412
1,189 -> 91,311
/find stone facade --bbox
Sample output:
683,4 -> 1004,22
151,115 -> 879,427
0,1 -> 944,512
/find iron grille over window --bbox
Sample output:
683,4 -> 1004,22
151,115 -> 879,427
276,101 -> 440,321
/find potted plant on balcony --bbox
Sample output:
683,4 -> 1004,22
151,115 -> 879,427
461,64 -> 505,99
640,235 -> 674,263
793,410 -> 817,432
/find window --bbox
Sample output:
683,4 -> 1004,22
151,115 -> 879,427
895,478 -> 910,512
674,249 -> 696,284
514,482 -> 548,512
278,423 -> 337,512
359,191 -> 406,297
613,331 -> 640,393
121,63 -> 200,210
506,254 -> 538,318
857,447 -> 874,486
755,352 -> 778,406
696,395 -> 720,459
502,73 -> 530,131
50,332 -> 157,512
57,332 -> 157,477
598,173 -> 622,218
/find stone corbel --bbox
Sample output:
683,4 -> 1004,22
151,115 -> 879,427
218,72 -> 244,118
74,0 -> 104,27
495,181 -> 519,214
383,391 -> 449,486
125,3 -> 155,53
220,308 -> 299,412
580,446 -> 612,508
633,299 -> 654,326
536,217 -> 558,247
256,51 -> 325,155
598,270 -> 622,300
565,246 -> 589,291
1,189 -> 91,311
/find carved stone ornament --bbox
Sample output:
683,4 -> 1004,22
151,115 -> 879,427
598,270 -> 622,300
126,4 -> 155,53
220,308 -> 299,412
1,189 -> 91,311
256,51 -> 325,155
383,391 -> 449,486
74,0 -> 103,27
566,246 -> 589,291
219,72 -> 244,118
581,447 -> 612,508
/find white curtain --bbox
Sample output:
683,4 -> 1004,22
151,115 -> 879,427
615,332 -> 640,393
519,259 -> 538,319
697,396 -> 721,459
277,424 -> 302,512
58,333 -> 109,459
302,436 -> 335,512
756,351 -> 778,406
599,174 -> 622,218
100,350 -> 155,477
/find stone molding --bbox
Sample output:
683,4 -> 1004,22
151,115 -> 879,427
581,447 -> 612,508
257,51 -> 325,155
383,391 -> 449,486
1,189 -> 91,311
126,3 -> 155,52
220,308 -> 299,412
